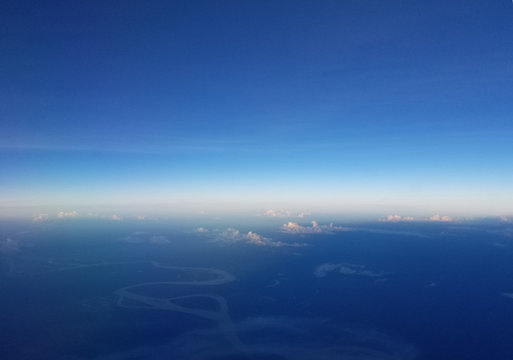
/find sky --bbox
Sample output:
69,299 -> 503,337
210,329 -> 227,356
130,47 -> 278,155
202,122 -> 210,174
1,0 -> 513,219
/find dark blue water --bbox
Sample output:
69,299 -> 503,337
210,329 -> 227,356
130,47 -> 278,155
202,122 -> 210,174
1,220 -> 513,359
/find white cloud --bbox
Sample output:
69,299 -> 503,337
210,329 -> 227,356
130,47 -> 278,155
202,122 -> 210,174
212,228 -> 305,247
57,210 -> 78,219
381,215 -> 415,222
246,231 -> 267,245
32,213 -> 49,222
0,238 -> 19,254
111,215 -> 122,221
281,221 -> 348,234
429,214 -> 452,222
314,263 -> 385,279
263,209 -> 290,217
137,215 -> 146,220
195,227 -> 209,233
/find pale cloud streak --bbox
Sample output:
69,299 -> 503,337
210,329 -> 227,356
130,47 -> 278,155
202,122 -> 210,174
281,221 -> 349,234
0,237 -> 19,254
57,210 -> 78,218
381,215 -> 415,222
32,213 -> 49,222
502,292 -> 513,300
380,214 -> 453,222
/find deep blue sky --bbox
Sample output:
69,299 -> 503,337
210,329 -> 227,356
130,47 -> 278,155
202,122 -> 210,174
1,0 -> 512,218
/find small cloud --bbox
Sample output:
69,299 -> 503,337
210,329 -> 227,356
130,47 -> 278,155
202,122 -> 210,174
57,210 -> 78,219
380,215 -> 415,222
429,214 -> 452,222
281,221 -> 348,234
218,228 -> 241,242
137,216 -> 146,220
111,215 -> 122,221
0,238 -> 19,254
314,263 -> 386,280
499,216 -> 511,223
195,227 -> 209,233
246,231 -> 268,246
32,213 -> 49,222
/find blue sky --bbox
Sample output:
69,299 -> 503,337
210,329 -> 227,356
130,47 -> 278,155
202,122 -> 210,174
1,0 -> 512,219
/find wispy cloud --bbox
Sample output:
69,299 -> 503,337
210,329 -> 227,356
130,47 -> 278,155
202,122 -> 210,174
314,263 -> 386,280
281,221 -> 349,234
111,214 -> 122,221
502,292 -> 513,300
32,213 -> 49,222
0,237 -> 19,254
57,210 -> 78,219
491,228 -> 513,238
195,227 -> 209,233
